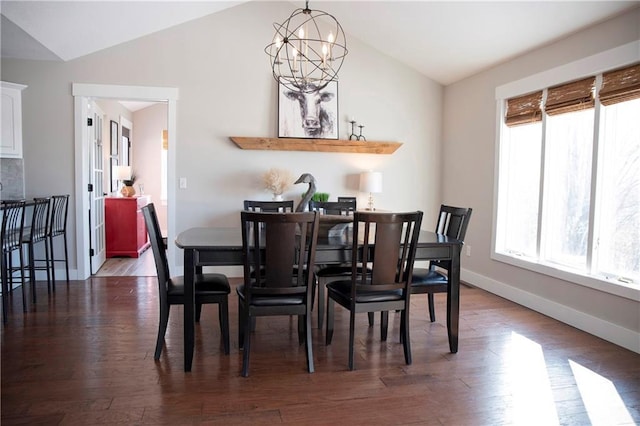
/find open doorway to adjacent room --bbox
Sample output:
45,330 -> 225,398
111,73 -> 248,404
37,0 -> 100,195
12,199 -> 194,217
72,83 -> 178,281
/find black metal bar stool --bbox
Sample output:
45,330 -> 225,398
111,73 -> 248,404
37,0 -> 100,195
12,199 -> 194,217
48,195 -> 70,289
1,200 -> 27,323
21,197 -> 51,303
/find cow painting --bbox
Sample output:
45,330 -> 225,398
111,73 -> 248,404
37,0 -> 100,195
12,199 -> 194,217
278,81 -> 338,139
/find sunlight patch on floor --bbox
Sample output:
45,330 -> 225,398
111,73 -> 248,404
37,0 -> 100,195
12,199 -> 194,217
505,332 -> 559,425
569,359 -> 634,425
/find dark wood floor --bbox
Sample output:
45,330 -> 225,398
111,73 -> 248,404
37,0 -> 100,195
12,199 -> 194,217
2,277 -> 639,425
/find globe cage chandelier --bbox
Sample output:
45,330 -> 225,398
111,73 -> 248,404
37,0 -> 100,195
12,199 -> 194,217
265,1 -> 348,94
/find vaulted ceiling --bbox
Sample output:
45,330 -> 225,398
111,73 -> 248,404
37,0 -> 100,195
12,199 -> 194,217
1,1 -> 637,86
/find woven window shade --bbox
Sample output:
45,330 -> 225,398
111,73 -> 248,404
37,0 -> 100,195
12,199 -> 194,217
505,91 -> 542,126
162,130 -> 168,150
545,77 -> 595,116
599,63 -> 640,106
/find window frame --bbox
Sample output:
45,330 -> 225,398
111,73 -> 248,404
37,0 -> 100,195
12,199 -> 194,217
493,41 -> 640,302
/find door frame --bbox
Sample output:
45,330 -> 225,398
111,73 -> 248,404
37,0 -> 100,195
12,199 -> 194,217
72,83 -> 179,280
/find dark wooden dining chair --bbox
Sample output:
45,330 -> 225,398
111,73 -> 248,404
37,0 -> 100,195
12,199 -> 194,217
142,203 -> 230,360
325,211 -> 423,370
411,205 -> 472,322
1,200 -> 27,323
238,210 -> 319,377
308,199 -> 360,328
243,200 -> 294,212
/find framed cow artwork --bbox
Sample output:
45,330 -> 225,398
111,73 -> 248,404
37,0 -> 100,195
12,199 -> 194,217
278,80 -> 338,139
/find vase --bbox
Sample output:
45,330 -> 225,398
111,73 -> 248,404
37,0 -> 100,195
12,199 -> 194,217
272,194 -> 283,201
121,185 -> 136,197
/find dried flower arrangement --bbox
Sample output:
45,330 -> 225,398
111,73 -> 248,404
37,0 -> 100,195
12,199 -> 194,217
262,168 -> 293,196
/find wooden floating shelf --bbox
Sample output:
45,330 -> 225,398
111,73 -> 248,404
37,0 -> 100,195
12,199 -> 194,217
230,137 -> 402,154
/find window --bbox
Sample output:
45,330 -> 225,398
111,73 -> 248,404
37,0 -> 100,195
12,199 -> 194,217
495,62 -> 640,291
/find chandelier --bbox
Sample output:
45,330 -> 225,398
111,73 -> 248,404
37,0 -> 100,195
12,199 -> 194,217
265,1 -> 348,93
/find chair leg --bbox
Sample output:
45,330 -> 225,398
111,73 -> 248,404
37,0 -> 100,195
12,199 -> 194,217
195,303 -> 202,322
325,297 -> 335,345
242,314 -> 252,377
348,310 -> 356,371
154,303 -> 170,360
297,315 -> 304,345
317,277 -> 325,329
402,310 -> 412,365
368,312 -> 374,327
219,300 -> 230,355
28,243 -> 37,304
305,313 -> 314,373
62,234 -> 70,284
380,311 -> 388,341
238,299 -> 244,350
2,254 -> 9,324
18,247 -> 27,312
428,294 -> 436,322
49,236 -> 56,290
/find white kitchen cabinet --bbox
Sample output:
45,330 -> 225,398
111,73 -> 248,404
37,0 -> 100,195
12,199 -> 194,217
1,81 -> 27,158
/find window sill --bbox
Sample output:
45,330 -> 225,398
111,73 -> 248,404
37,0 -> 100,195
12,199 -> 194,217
491,251 -> 640,302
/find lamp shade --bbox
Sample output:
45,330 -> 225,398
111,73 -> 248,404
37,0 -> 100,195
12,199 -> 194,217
114,165 -> 131,181
359,171 -> 382,193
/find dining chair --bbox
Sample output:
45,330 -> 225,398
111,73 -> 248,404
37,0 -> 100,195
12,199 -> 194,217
243,200 -> 294,212
411,205 -> 472,322
1,200 -> 27,323
47,195 -> 70,289
238,210 -> 319,377
142,203 -> 230,360
325,211 -> 423,370
21,197 -> 52,303
309,199 -> 373,329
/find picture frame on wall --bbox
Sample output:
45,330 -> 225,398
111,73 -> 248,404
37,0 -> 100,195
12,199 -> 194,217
110,120 -> 118,156
278,80 -> 338,139
110,157 -> 119,193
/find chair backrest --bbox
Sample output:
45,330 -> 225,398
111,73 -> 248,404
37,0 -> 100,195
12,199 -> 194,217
435,205 -> 472,242
308,200 -> 356,216
350,211 -> 423,297
28,197 -> 51,243
141,203 -> 170,304
243,200 -> 294,213
50,195 -> 70,237
240,211 -> 319,304
1,200 -> 26,253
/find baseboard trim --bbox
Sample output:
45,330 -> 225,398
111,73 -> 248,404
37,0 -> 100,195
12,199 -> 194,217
462,269 -> 640,354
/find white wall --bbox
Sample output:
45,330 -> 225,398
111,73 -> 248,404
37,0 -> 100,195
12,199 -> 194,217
443,8 -> 640,352
133,103 -> 168,233
0,1 -> 442,270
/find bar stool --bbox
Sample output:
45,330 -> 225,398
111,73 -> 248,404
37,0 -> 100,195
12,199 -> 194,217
48,195 -> 70,288
1,200 -> 27,323
21,197 -> 51,302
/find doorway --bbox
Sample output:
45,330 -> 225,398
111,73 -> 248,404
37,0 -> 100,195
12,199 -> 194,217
72,83 -> 179,281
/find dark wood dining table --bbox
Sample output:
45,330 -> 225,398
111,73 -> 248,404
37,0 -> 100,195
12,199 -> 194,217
175,226 -> 463,372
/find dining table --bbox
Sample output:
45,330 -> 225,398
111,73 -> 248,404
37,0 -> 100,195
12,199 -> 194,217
175,224 -> 463,372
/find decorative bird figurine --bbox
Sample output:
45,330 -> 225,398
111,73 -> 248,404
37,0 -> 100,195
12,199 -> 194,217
294,173 -> 317,212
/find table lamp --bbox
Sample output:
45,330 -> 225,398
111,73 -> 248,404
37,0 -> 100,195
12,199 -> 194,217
114,165 -> 134,197
359,171 -> 382,211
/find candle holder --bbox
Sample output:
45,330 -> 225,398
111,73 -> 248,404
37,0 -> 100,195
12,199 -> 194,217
348,120 -> 366,141
357,125 -> 366,141
348,120 -> 358,140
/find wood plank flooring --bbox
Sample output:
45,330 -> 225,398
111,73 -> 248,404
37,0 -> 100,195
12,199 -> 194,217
2,278 -> 639,425
94,248 -> 156,277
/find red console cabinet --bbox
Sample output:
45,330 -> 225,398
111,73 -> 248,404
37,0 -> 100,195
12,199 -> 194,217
105,195 -> 151,258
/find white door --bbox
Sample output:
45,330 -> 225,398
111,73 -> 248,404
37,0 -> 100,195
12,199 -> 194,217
89,101 -> 106,274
